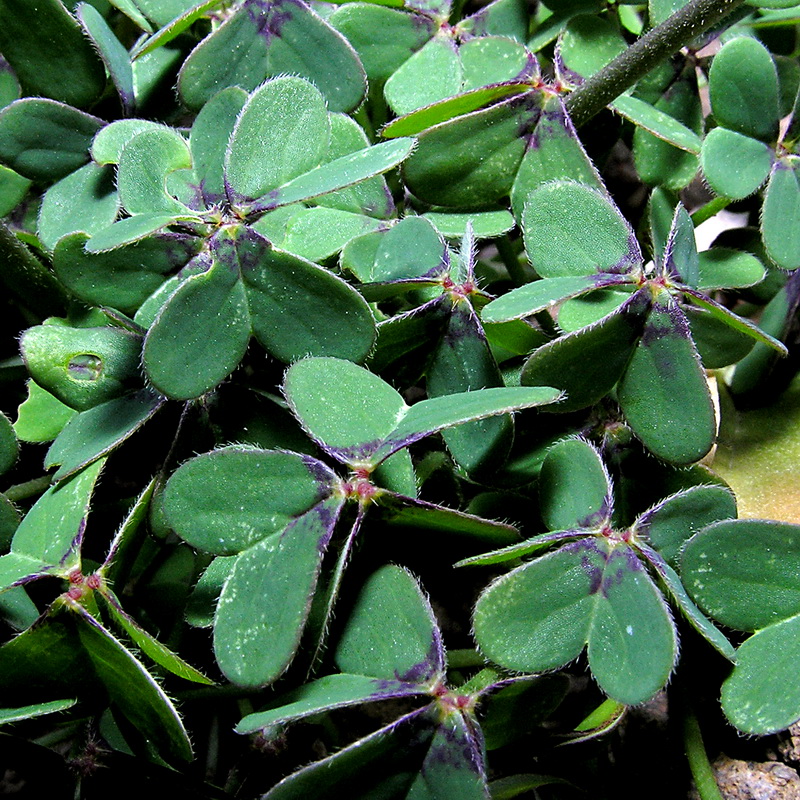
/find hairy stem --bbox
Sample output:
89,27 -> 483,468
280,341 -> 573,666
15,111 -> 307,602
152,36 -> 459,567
565,0 -> 748,127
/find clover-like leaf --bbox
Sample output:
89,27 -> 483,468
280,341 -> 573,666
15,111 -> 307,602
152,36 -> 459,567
475,538 -> 677,705
285,357 -> 561,468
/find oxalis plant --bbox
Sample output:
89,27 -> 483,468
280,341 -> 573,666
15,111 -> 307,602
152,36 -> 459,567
1,0 -> 800,797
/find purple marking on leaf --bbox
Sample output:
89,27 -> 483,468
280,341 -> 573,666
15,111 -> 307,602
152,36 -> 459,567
0,55 -> 12,74
178,250 -> 213,279
243,0 -> 299,43
508,91 -> 542,143
600,546 -> 642,597
320,437 -> 384,466
578,495 -> 613,529
515,53 -> 541,83
158,232 -> 204,270
299,453 -> 338,490
605,231 -> 644,275
366,678 -> 431,700
424,712 -> 485,777
395,633 -> 444,684
562,538 -> 605,594
639,295 -> 689,348
211,225 -> 270,275
59,517 -> 87,565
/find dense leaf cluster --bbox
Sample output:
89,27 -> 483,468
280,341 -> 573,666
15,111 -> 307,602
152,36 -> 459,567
0,0 -> 799,797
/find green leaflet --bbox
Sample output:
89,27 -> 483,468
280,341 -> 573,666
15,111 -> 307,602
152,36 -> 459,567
237,673 -> 428,733
474,539 -> 677,705
700,127 -> 773,199
522,182 -> 640,278
178,0 -> 366,113
76,3 -> 135,113
402,91 -> 539,208
143,254 -> 250,400
709,36 -> 780,143
260,137 -> 415,212
682,519 -> 800,632
617,293 -> 716,465
73,607 -> 193,764
14,380 -> 76,443
99,591 -> 214,685
53,231 -> 202,314
633,485 -> 737,568
426,299 -> 514,476
21,324 -> 142,412
213,495 -> 345,687
612,95 -> 702,155
482,275 -> 629,323
38,162 -> 119,252
286,355 -> 560,467
696,248 -> 766,291
510,93 -> 605,220
0,0 -> 105,108
762,159 -> 800,270
0,699 -> 77,726
538,438 -> 612,531
189,86 -> 248,205
0,411 -> 18,476
520,295 -> 645,412
225,76 -> 331,204
117,127 -> 195,216
284,356 -> 407,465
0,98 -> 103,182
91,119 -> 167,165
335,564 -> 443,681
721,613 -> 800,735
329,4 -> 434,83
45,390 -> 164,479
163,447 -> 336,555
559,14 -> 626,79
0,459 -> 103,591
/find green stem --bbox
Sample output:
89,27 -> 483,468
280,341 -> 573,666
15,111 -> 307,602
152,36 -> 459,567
4,474 -> 52,503
495,234 -> 528,287
683,703 -> 724,800
691,196 -> 733,226
565,0 -> 748,127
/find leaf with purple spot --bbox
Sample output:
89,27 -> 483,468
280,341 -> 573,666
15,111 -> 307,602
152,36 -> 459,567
236,673 -> 430,734
162,446 -> 337,556
406,711 -> 489,800
178,0 -> 366,113
53,230 -> 203,314
632,484 -> 736,568
213,495 -> 346,687
617,290 -> 717,464
284,355 -> 561,469
510,91 -> 606,220
335,564 -> 445,684
402,90 -> 541,209
538,438 -> 613,532
520,290 -> 647,412
474,537 -> 678,705
522,181 -> 642,278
